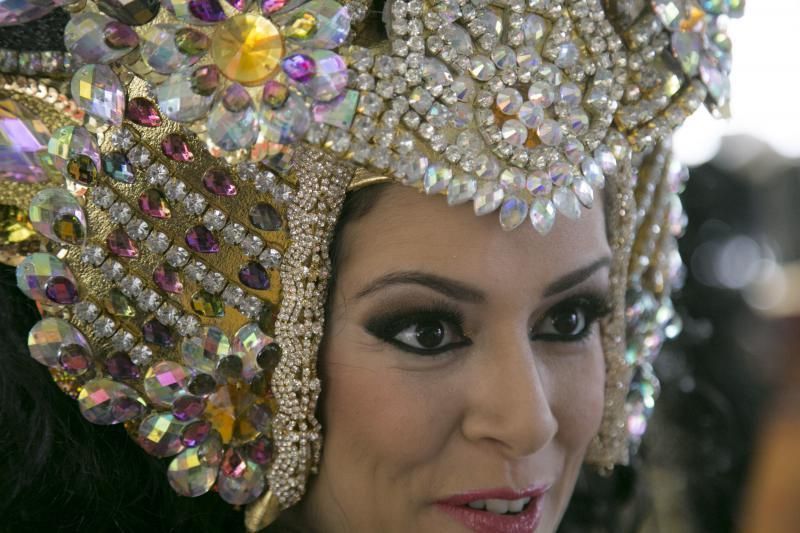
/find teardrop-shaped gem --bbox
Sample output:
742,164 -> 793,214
188,0 -> 226,23
174,27 -> 211,55
107,227 -> 139,257
28,188 -> 88,245
65,12 -> 135,64
446,175 -> 477,205
232,322 -> 273,381
423,164 -> 452,194
70,65 -> 125,126
45,276 -> 80,304
144,361 -> 188,407
141,24 -> 204,74
138,412 -> 186,457
181,420 -> 213,447
126,97 -> 162,127
168,446 -> 218,497
473,184 -> 504,216
139,188 -> 172,219
553,187 -> 581,220
248,203 -> 281,231
182,326 -> 230,374
153,263 -> 184,294
289,49 -> 347,102
671,31 -> 702,77
104,21 -> 140,49
157,68 -> 216,123
529,199 -> 556,235
499,196 -> 528,231
202,168 -> 237,196
143,319 -> 176,348
16,253 -> 77,303
186,225 -> 220,253
238,261 -> 269,289
161,133 -> 194,162
79,378 -> 146,425
28,317 -> 91,368
572,179 -> 594,208
106,288 -> 137,317
191,290 -> 225,317
103,151 -> 136,183
206,84 -> 258,152
48,126 -> 100,180
105,352 -> 141,380
0,99 -> 51,184
96,0 -> 160,26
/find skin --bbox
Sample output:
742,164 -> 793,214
297,184 -> 611,532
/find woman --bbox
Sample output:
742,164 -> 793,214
0,0 -> 739,530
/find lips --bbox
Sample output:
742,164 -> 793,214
435,486 -> 549,533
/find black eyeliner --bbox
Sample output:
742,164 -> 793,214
364,303 -> 471,356
532,291 -> 613,343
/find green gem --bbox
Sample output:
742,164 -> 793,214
106,288 -> 136,317
191,290 -> 225,317
175,28 -> 210,56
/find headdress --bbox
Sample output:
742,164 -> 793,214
0,0 -> 741,528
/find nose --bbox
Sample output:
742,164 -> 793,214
460,329 -> 558,458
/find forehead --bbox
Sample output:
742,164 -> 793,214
337,185 -> 610,297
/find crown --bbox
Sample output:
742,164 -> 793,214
0,0 -> 740,527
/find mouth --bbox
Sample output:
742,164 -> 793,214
435,486 -> 548,533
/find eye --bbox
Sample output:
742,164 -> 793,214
532,295 -> 611,343
365,309 -> 471,356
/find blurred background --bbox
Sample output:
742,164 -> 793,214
637,1 -> 800,531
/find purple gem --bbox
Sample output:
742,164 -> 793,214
188,0 -> 225,22
44,276 -> 79,304
172,395 -> 206,421
260,0 -> 285,14
153,263 -> 183,294
143,319 -> 175,348
111,397 -> 145,421
186,225 -> 220,254
248,437 -> 273,465
181,420 -> 212,447
249,202 -> 282,231
105,352 -> 140,380
225,0 -> 246,10
104,21 -> 139,49
202,168 -> 237,196
238,262 -> 269,290
107,228 -> 139,258
138,188 -> 171,219
58,344 -> 92,375
161,134 -> 193,162
282,53 -> 316,83
126,97 -> 161,127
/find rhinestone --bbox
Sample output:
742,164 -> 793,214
130,344 -> 153,365
66,155 -> 97,186
28,318 -> 90,368
536,119 -> 562,146
217,457 -> 266,504
522,14 -> 546,45
146,231 -> 171,253
528,81 -> 554,107
594,145 -> 617,174
111,329 -> 135,351
45,276 -> 79,304
182,326 -> 229,374
119,274 -> 144,297
202,271 -> 226,293
65,13 -> 134,64
495,88 -> 523,115
473,184 -> 504,216
526,169 -> 552,196
186,226 -> 220,254
138,413 -> 186,457
554,42 -> 579,69
516,46 -> 541,72
565,109 -> 589,134
446,175 -> 477,205
127,145 -> 152,169
222,285 -> 244,306
156,303 -> 181,325
47,126 -> 100,180
501,119 -> 528,146
102,152 -> 135,184
581,157 -> 604,188
499,168 -> 526,190
238,295 -> 263,318
109,127 -> 135,151
141,24 -> 203,74
203,209 -> 228,230
70,64 -> 125,126
156,68 -> 216,123
202,168 -> 237,196
75,301 -> 100,322
518,101 -> 544,129
93,316 -> 117,338
161,133 -> 194,162
553,187 -> 581,219
126,218 -> 151,240
105,352 -> 140,380
100,260 -> 125,281
573,178 -> 594,208
240,234 -> 264,257
499,196 -> 529,231
146,163 -> 170,185
106,288 -> 135,317
191,290 -> 225,317
183,192 -> 208,216
282,0 -> 350,48
166,245 -> 191,267
423,163 -> 452,194
176,314 -> 200,336
81,245 -> 106,266
78,378 -> 146,425
529,199 -> 556,234
653,0 -> 683,30
184,261 -> 208,282
671,31 -> 702,76
16,253 -> 76,304
249,203 -> 282,231
144,361 -> 188,407
468,55 -> 495,81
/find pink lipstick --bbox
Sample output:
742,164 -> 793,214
435,486 -> 549,533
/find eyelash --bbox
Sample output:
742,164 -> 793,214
364,293 -> 612,357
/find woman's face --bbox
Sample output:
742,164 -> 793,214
302,184 -> 611,532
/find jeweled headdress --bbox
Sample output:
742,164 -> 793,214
0,0 -> 741,528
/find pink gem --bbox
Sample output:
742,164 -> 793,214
202,168 -> 237,196
172,395 -> 206,421
161,134 -> 194,162
58,344 -> 92,375
221,447 -> 247,478
260,0 -> 285,14
138,188 -> 171,219
104,21 -> 139,50
153,263 -> 183,293
106,228 -> 139,258
125,97 -> 162,127
282,53 -> 316,83
248,437 -> 273,465
185,225 -> 219,254
181,420 -> 212,447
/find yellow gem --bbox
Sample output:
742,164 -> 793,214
285,13 -> 317,39
211,14 -> 283,86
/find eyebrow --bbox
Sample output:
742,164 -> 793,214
354,256 -> 612,302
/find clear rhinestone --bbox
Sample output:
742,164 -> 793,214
258,248 -> 282,269
499,168 -> 526,190
136,289 -> 162,312
184,261 -> 208,282
537,119 -> 562,146
222,223 -> 246,245
529,199 -> 556,234
127,145 -> 152,169
499,196 -> 528,231
165,178 -> 188,202
553,187 -> 581,219
109,202 -> 132,224
526,169 -> 552,196
80,245 -> 106,266
238,295 -> 263,318
130,344 -> 153,366
156,303 -> 181,326
222,285 -> 244,306
111,329 -> 135,351
165,246 -> 190,267
146,163 -> 170,185
75,301 -> 100,322
203,209 -> 227,231
100,260 -> 125,281
501,119 -> 528,146
119,274 -> 144,297
145,231 -> 171,254
241,234 -> 264,257
473,184 -> 505,216
93,315 -> 117,338
202,272 -> 226,294
109,127 -> 135,151
572,178 -> 594,208
528,81 -> 555,107
90,186 -> 116,210
176,314 -> 200,337
495,88 -> 523,115
126,218 -> 151,241
446,175 -> 477,205
183,192 -> 207,215
468,55 -> 495,81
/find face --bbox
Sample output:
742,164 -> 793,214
299,184 -> 611,533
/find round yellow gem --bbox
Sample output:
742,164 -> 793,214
211,14 -> 283,86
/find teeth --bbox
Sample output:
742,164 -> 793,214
464,497 -> 531,515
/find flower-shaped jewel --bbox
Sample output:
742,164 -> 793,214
652,0 -> 743,116
64,0 -> 354,162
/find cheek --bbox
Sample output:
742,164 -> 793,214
550,338 -> 606,450
319,345 -> 461,494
